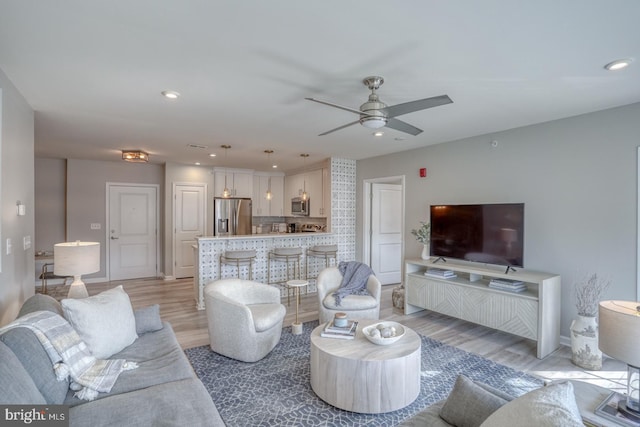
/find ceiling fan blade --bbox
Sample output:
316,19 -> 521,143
318,120 -> 360,136
385,118 -> 423,136
305,97 -> 364,116
383,95 -> 452,118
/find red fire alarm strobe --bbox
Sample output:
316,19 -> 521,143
419,168 -> 427,178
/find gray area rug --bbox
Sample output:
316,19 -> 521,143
185,321 -> 543,426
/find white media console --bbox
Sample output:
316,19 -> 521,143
405,258 -> 561,359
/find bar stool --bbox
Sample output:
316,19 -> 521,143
306,244 -> 338,282
267,247 -> 303,305
219,250 -> 257,280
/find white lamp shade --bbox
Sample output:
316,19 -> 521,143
54,242 -> 100,276
599,300 -> 640,367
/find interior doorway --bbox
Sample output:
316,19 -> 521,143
363,176 -> 405,285
107,183 -> 159,281
173,183 -> 207,279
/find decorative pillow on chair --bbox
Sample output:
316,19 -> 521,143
479,381 -> 583,427
61,285 -> 138,358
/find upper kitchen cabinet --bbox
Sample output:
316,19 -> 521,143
253,173 -> 284,217
284,167 -> 330,217
214,168 -> 253,198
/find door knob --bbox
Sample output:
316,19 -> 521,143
111,236 -> 119,240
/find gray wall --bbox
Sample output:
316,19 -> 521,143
0,69 -> 35,326
66,159 -> 165,279
34,158 -> 66,252
357,102 -> 640,338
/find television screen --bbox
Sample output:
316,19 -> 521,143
429,203 -> 524,268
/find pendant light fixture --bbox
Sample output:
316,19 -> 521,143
264,150 -> 274,200
221,145 -> 231,198
300,153 -> 309,201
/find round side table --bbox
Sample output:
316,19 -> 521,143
286,279 -> 308,334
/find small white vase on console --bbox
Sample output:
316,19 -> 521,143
420,244 -> 429,260
570,315 -> 602,370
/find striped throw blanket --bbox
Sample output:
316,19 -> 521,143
332,261 -> 375,306
0,310 -> 137,401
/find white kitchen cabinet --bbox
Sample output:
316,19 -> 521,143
284,167 -> 330,217
307,169 -> 323,217
253,173 -> 284,216
214,169 -> 253,198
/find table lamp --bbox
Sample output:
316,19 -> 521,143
54,241 -> 100,299
599,300 -> 640,422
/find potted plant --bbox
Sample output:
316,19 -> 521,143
411,221 -> 431,260
571,273 -> 610,370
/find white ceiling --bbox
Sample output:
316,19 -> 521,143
1,1 -> 639,172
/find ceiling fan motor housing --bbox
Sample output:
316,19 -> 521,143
359,93 -> 388,128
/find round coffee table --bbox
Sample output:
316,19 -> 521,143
310,319 -> 421,413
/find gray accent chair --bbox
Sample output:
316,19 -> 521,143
317,266 -> 382,324
204,279 -> 287,362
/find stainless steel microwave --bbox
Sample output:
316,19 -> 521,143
291,197 -> 309,216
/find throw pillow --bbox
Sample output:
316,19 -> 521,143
134,304 -> 164,334
440,375 -> 509,427
61,285 -> 138,359
479,382 -> 583,427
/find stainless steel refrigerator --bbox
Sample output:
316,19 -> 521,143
214,197 -> 252,236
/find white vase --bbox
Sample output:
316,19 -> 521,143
570,315 -> 602,370
420,244 -> 429,260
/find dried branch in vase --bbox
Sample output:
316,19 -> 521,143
574,273 -> 610,317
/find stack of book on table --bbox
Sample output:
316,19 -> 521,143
424,268 -> 457,279
489,278 -> 526,292
320,320 -> 358,339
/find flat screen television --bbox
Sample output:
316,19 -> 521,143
429,203 -> 524,268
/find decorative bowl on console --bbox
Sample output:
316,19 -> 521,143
363,321 -> 405,346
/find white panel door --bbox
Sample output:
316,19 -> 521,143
174,184 -> 206,279
108,185 -> 157,280
370,183 -> 402,284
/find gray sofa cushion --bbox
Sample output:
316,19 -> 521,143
133,304 -> 163,334
18,293 -> 63,317
0,340 -> 47,404
63,322 -> 196,406
439,375 -> 510,427
399,400 -> 450,427
68,378 -> 224,427
0,327 -> 69,404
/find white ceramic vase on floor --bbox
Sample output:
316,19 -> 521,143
570,314 -> 602,370
421,244 -> 429,260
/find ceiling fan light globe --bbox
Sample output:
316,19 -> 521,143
360,117 -> 387,129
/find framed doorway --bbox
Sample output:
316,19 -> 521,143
362,175 -> 405,285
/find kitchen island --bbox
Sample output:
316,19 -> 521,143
194,233 -> 337,309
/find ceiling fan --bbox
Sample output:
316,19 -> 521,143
305,76 -> 452,136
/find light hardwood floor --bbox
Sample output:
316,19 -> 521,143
45,277 -> 627,393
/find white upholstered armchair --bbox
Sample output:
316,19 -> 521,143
204,279 -> 286,362
316,266 -> 382,324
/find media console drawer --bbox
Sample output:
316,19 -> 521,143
404,259 -> 560,359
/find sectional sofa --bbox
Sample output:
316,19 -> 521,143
0,293 -> 224,427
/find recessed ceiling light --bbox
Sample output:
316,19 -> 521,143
209,153 -> 216,157
272,164 -> 278,169
373,131 -> 384,137
161,90 -> 180,99
604,59 -> 633,71
195,162 -> 201,166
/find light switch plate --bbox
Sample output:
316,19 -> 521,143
23,235 -> 31,250
6,238 -> 12,255
91,223 -> 101,230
